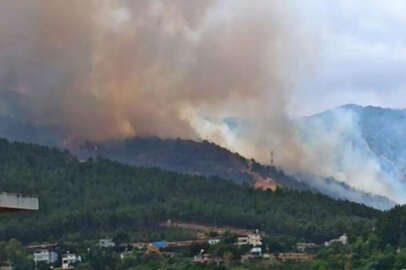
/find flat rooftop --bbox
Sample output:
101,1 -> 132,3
0,192 -> 39,213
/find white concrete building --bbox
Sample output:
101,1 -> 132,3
33,250 -> 58,265
62,253 -> 81,269
99,238 -> 116,248
0,192 -> 38,213
237,233 -> 262,247
250,247 -> 262,257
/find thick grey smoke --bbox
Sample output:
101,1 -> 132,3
4,0 -> 396,203
0,0 -> 315,143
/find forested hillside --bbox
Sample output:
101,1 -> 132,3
0,138 -> 379,244
0,115 -> 395,209
77,137 -> 394,209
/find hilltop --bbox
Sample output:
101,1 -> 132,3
0,114 -> 395,209
76,137 -> 394,210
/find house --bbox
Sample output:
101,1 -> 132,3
33,250 -> 58,265
0,192 -> 38,213
296,242 -> 318,252
62,253 -> 81,269
241,248 -> 268,262
208,239 -> 220,245
324,234 -> 348,247
193,249 -> 221,264
99,238 -> 116,248
250,247 -> 262,257
27,243 -> 58,252
278,253 -> 314,262
194,253 -> 214,264
237,231 -> 262,247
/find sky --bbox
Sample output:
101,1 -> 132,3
286,0 -> 406,117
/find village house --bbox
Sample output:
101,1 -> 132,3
62,253 -> 81,269
27,243 -> 58,251
193,249 -> 222,265
237,231 -> 262,247
250,247 -> 262,257
241,248 -> 267,262
194,252 -> 213,264
33,250 -> 58,265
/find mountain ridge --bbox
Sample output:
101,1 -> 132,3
75,137 -> 395,210
0,109 -> 397,209
300,103 -> 406,203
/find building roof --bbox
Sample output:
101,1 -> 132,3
0,192 -> 39,213
151,241 -> 167,248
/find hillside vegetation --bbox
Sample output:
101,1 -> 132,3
0,138 -> 379,244
77,137 -> 394,209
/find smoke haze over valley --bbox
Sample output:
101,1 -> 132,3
1,1 -> 406,205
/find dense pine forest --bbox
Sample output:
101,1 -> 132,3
2,138 -> 406,269
0,138 -> 379,244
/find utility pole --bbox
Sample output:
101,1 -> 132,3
270,151 -> 274,166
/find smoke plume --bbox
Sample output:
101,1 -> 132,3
0,0 -> 317,142
5,0 -> 397,203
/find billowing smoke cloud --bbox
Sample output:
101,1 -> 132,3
0,0 -> 315,143
5,0 -> 398,203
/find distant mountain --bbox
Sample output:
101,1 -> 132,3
302,104 -> 406,170
74,137 -> 394,210
0,113 -> 396,210
300,104 -> 406,203
343,105 -> 406,174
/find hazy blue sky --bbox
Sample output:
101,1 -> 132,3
286,0 -> 406,116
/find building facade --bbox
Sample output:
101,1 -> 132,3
33,250 -> 58,265
237,233 -> 262,247
62,253 -> 81,269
